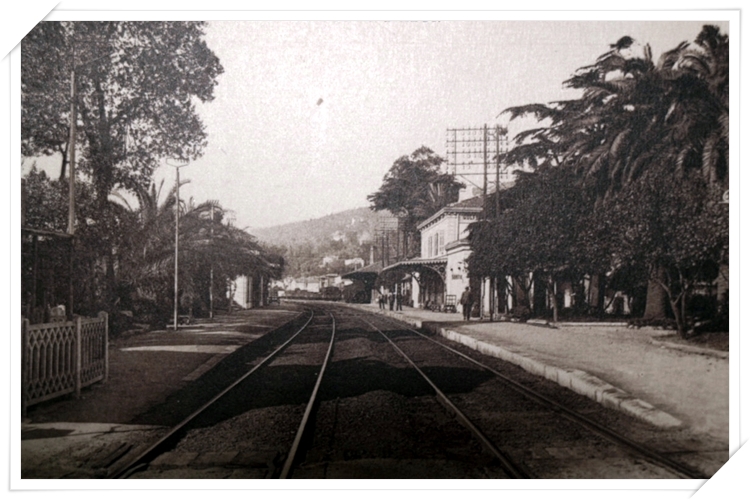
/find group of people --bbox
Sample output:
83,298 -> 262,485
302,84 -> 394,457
378,290 -> 403,311
378,286 -> 474,321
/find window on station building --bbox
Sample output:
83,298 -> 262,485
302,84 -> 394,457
438,231 -> 445,254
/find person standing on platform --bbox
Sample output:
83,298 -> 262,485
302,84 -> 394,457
378,293 -> 385,309
396,289 -> 403,311
460,286 -> 473,321
389,291 -> 395,311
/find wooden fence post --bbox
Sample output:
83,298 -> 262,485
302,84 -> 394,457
22,318 -> 29,417
75,316 -> 81,399
101,312 -> 109,383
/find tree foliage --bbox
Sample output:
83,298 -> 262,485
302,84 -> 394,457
23,171 -> 284,327
501,25 -> 728,198
472,25 -> 729,334
600,166 -> 728,334
112,184 -> 283,323
468,167 -> 594,317
368,146 -> 464,257
22,21 -> 224,202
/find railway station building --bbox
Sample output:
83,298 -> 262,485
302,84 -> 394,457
379,196 -> 483,311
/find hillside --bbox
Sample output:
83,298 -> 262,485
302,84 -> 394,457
250,207 -> 378,248
249,207 -> 392,278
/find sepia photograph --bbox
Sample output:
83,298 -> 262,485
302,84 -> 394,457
13,8 -> 737,491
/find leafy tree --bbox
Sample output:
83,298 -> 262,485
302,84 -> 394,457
22,168 -> 131,317
22,21 -> 224,317
469,167 -> 595,321
113,184 -> 280,323
603,166 -> 728,337
368,146 -> 464,257
497,25 -> 729,320
502,26 -> 727,195
22,21 -> 224,202
21,23 -> 71,177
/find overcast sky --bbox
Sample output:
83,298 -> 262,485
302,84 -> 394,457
24,20 -> 730,230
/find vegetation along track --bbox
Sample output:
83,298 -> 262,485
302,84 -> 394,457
367,312 -> 707,479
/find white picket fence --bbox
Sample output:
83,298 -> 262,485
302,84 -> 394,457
21,312 -> 108,415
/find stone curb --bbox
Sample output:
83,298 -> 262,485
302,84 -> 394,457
437,328 -> 682,428
350,305 -> 682,429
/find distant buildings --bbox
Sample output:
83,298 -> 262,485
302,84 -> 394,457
344,257 -> 365,269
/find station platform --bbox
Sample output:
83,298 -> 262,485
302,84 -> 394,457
350,303 -> 728,448
18,301 -> 728,480
19,306 -> 302,479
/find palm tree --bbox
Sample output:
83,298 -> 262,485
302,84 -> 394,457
503,25 -> 727,194
499,25 -> 728,323
113,184 -> 283,321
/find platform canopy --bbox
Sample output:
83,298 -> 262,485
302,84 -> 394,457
341,262 -> 383,283
380,257 -> 448,285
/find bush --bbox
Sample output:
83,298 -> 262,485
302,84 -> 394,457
110,310 -> 135,335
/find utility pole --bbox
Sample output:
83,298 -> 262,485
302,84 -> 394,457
495,124 -> 501,218
445,124 -> 509,321
491,125 -> 502,321
67,67 -> 77,320
483,123 -> 488,211
68,68 -> 77,235
174,165 -> 180,331
209,203 -> 214,319
170,160 -> 189,331
482,124 -> 488,320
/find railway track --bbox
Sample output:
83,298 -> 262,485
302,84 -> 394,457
105,303 -> 708,479
108,309 -> 334,479
278,313 -> 336,478
364,312 -> 707,479
111,305 -> 526,479
288,306 -> 530,478
362,317 -> 530,478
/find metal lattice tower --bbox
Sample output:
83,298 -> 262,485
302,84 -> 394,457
446,125 -> 509,200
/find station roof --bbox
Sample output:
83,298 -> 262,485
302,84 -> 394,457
341,262 -> 383,281
417,196 -> 483,230
382,256 -> 447,273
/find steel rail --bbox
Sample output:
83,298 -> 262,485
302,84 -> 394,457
373,313 -> 705,479
362,318 -> 530,479
279,313 -> 337,479
109,309 -> 316,479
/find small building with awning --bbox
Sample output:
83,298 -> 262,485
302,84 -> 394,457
380,256 -> 447,309
379,196 -> 483,310
341,262 -> 383,303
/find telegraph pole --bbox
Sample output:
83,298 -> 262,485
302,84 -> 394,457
209,203 -> 214,320
483,123 -> 488,211
169,160 -> 189,331
68,68 -> 77,235
496,125 -> 501,217
174,165 -> 180,330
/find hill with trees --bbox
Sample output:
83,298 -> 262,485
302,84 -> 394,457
249,207 -> 382,278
